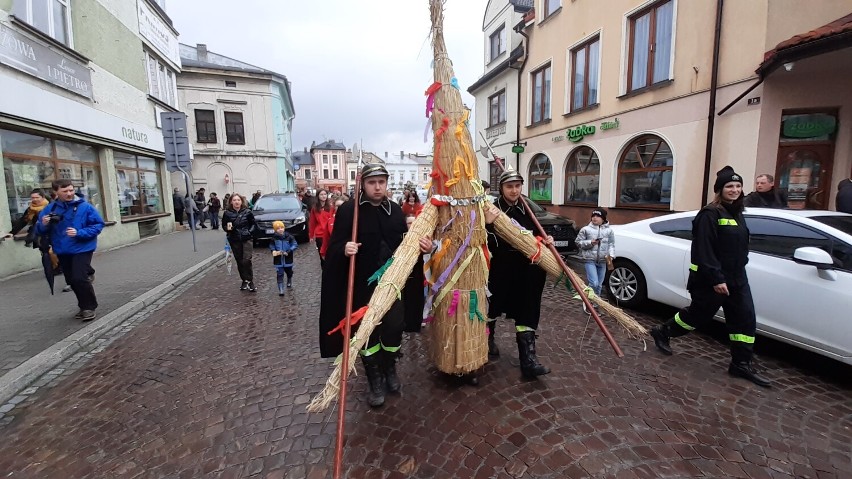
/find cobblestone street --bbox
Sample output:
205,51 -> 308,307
0,245 -> 849,478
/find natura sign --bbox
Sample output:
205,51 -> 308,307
0,24 -> 92,99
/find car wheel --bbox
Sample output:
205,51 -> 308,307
606,259 -> 647,308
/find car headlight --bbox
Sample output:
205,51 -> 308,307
292,215 -> 306,225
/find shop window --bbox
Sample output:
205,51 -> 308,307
195,110 -> 216,143
304,169 -> 312,180
627,0 -> 674,93
564,146 -> 600,205
14,0 -> 72,46
617,135 -> 673,208
570,36 -> 600,111
224,112 -> 245,144
531,64 -> 552,124
114,152 -> 164,218
528,154 -> 552,203
2,129 -> 103,221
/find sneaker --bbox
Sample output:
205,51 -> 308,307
240,280 -> 249,291
79,310 -> 96,322
62,285 -> 73,293
287,280 -> 292,288
74,310 -> 84,320
247,281 -> 257,292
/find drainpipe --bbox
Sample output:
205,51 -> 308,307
510,21 -> 530,173
701,0 -> 725,203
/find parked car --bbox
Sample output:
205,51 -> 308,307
517,197 -> 578,255
606,208 -> 852,365
251,193 -> 309,244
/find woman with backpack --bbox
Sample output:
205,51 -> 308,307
222,194 -> 258,292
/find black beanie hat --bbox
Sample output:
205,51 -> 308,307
713,166 -> 743,193
591,208 -> 607,222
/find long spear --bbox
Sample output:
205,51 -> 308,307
479,132 -> 624,358
332,149 -> 364,478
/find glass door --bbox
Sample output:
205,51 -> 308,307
776,144 -> 833,210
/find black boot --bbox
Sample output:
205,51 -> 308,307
650,324 -> 673,355
516,331 -> 550,378
361,354 -> 386,407
487,321 -> 500,358
728,361 -> 771,387
729,344 -> 771,387
277,282 -> 285,296
382,350 -> 401,394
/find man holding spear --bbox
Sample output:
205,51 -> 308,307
319,163 -> 423,408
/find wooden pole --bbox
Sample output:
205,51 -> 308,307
479,132 -> 624,358
333,168 -> 362,478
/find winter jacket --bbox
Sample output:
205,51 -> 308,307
575,222 -> 615,263
308,208 -> 331,240
269,232 -> 298,268
837,179 -> 852,214
207,197 -> 222,212
687,203 -> 750,290
743,189 -> 787,208
173,192 -> 184,211
222,207 -> 256,242
35,197 -> 104,255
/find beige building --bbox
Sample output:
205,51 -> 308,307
496,0 -> 852,224
175,44 -> 295,198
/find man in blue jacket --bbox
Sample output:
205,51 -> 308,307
36,179 -> 105,321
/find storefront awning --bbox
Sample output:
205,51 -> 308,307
757,13 -> 852,77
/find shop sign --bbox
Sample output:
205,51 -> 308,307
782,114 -> 836,139
552,118 -> 620,142
0,23 -> 92,98
567,124 -> 595,142
138,0 -> 181,68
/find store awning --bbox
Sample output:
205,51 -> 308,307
757,13 -> 852,77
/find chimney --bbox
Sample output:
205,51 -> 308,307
197,44 -> 208,61
400,150 -> 404,160
384,152 -> 388,158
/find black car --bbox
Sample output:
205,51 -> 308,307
486,194 -> 578,255
252,193 -> 309,243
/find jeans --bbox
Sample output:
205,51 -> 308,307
209,210 -> 220,229
584,261 -> 607,296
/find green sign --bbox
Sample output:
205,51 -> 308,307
782,114 -> 836,139
567,124 -> 595,142
511,145 -> 525,154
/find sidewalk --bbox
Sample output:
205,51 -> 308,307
0,228 -> 224,378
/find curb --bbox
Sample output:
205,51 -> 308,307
0,252 -> 222,405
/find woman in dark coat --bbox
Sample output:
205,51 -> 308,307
222,194 -> 257,292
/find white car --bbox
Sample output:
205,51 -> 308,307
606,208 -> 852,365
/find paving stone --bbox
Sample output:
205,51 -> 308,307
0,248 -> 849,477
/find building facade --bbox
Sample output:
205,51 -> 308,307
1,0 -> 181,278
175,43 -> 295,199
487,0 -> 852,224
310,140 -> 347,194
469,0 -> 531,192
293,147 -> 314,194
384,152 -> 432,193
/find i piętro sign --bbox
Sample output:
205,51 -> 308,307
0,23 -> 93,99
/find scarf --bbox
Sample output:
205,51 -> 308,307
24,198 -> 49,223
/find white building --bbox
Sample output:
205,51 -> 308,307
175,44 -> 295,198
384,152 -> 433,193
469,0 -> 531,192
1,0 -> 182,278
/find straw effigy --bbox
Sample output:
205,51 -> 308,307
307,0 -> 644,413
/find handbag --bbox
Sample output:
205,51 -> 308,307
606,255 -> 614,271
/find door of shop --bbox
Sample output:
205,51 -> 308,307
776,144 -> 833,210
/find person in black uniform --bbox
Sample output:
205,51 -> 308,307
485,169 -> 553,379
318,163 -> 413,407
650,166 -> 771,387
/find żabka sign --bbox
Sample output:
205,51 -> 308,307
553,118 -> 620,143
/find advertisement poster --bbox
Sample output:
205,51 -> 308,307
787,167 -> 811,210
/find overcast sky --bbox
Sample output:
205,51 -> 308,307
167,0 -> 490,157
